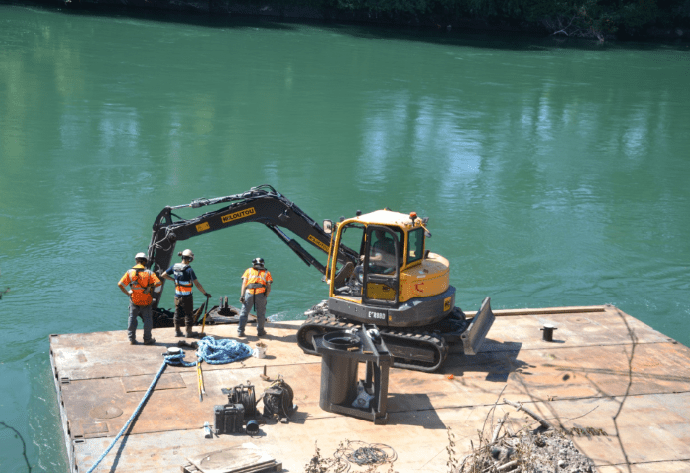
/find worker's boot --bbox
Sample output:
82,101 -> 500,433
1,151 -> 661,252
186,324 -> 200,338
174,322 -> 184,338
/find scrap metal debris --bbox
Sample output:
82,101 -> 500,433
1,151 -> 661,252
305,439 -> 397,473
448,399 -> 600,473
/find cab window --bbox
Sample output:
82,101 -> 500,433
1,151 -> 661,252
339,223 -> 365,255
407,228 -> 424,265
368,228 -> 398,275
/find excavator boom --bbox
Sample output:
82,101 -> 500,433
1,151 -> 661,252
147,185 -> 358,308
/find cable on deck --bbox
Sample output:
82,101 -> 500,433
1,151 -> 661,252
86,336 -> 252,472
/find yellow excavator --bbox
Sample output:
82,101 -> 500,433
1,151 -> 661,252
147,185 -> 494,372
297,208 -> 495,372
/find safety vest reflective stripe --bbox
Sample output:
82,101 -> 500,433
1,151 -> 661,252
175,286 -> 193,296
246,269 -> 269,294
175,280 -> 192,296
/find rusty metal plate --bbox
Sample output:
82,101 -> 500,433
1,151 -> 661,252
78,420 -> 109,439
599,461 -> 690,472
121,372 -> 186,392
54,308 -> 690,473
48,324 -> 309,381
71,392 -> 690,472
187,443 -> 278,473
89,405 -> 123,419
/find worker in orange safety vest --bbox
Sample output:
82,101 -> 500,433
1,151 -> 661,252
118,252 -> 162,345
237,258 -> 273,337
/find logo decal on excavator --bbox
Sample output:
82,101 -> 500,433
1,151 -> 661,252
444,297 -> 452,311
196,222 -> 210,232
221,207 -> 256,223
414,282 -> 424,293
307,234 -> 329,253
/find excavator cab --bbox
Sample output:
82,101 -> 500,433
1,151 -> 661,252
325,210 -> 452,327
327,222 -> 404,303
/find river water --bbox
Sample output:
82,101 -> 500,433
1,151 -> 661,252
0,4 -> 689,471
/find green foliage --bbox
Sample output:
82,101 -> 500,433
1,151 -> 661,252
676,0 -> 690,17
228,0 -> 687,36
336,0 -> 430,13
621,0 -> 659,28
575,0 -> 620,36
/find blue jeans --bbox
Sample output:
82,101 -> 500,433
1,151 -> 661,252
128,303 -> 153,342
238,291 -> 267,333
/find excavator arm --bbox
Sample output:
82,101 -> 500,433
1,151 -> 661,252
147,185 -> 359,308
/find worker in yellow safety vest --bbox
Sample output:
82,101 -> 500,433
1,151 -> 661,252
118,252 -> 162,345
237,258 -> 273,337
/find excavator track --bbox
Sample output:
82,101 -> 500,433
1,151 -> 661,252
297,312 -> 450,373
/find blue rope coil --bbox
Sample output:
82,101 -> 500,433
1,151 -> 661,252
165,336 -> 253,367
86,336 -> 252,472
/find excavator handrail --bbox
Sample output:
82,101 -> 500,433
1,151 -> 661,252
147,185 -> 360,308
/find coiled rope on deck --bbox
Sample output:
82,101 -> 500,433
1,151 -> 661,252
86,336 -> 252,473
166,336 -> 254,367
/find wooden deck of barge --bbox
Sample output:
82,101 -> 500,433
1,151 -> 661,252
49,304 -> 690,472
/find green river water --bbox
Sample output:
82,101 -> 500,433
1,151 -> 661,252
0,4 -> 689,471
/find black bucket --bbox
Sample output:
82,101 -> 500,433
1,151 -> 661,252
319,331 -> 361,407
322,331 -> 361,350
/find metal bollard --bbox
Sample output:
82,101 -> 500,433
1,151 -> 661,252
540,324 -> 557,342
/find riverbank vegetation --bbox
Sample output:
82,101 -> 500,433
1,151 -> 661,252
31,0 -> 690,41
267,0 -> 690,40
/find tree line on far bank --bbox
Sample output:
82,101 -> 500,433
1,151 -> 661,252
257,0 -> 690,40
50,0 -> 690,41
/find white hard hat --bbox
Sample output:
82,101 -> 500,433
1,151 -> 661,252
181,249 -> 194,261
135,252 -> 148,261
252,257 -> 265,268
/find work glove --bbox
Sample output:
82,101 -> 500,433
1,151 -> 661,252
240,296 -> 245,304
205,293 -> 212,299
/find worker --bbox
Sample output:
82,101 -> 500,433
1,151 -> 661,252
118,252 -> 162,345
160,249 -> 211,338
237,257 -> 273,337
369,229 -> 397,274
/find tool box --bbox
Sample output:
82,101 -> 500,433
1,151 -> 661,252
213,403 -> 245,435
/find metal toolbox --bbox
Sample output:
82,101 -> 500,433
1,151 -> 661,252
213,403 -> 245,435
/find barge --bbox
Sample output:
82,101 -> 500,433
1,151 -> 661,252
49,304 -> 690,472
